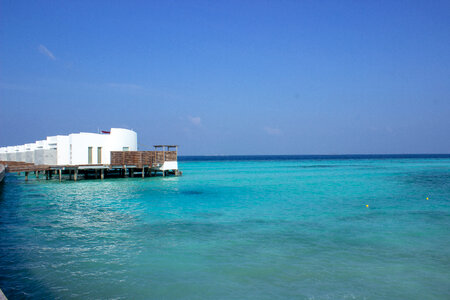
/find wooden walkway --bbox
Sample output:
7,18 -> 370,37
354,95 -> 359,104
0,150 -> 181,182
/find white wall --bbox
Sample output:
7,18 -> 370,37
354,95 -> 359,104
69,133 -> 108,165
54,136 -> 70,165
0,128 -> 138,166
69,128 -> 137,165
160,161 -> 178,171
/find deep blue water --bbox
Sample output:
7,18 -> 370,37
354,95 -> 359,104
0,155 -> 449,299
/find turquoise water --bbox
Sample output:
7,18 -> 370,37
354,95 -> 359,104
0,157 -> 449,299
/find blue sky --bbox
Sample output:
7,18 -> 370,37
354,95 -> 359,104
1,0 -> 449,155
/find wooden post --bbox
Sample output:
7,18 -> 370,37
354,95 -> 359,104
36,171 -> 39,178
101,169 -> 104,180
58,169 -> 62,182
46,171 -> 49,180
162,170 -> 165,177
74,169 -> 78,181
95,170 -> 98,179
69,170 -> 72,180
124,166 -> 128,177
142,167 -> 145,178
130,168 -> 134,177
25,172 -> 29,181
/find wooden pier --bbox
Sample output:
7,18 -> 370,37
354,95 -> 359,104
0,148 -> 181,182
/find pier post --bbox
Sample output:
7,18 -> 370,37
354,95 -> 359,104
162,170 -> 165,177
130,168 -> 134,177
124,167 -> 128,178
69,170 -> 72,180
74,169 -> 78,181
36,171 -> 39,178
46,171 -> 49,180
101,169 -> 104,180
58,169 -> 62,182
142,167 -> 145,178
25,172 -> 29,181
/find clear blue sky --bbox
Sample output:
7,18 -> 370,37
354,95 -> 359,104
1,0 -> 449,155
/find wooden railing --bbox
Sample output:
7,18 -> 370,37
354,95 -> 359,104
0,161 -> 50,172
110,151 -> 177,167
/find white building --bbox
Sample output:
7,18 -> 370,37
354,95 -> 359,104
0,128 -> 137,166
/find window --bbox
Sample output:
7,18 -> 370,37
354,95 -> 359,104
88,147 -> 93,164
97,147 -> 102,164
122,147 -> 129,151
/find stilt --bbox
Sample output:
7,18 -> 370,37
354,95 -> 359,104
36,171 -> 39,178
124,167 -> 128,177
95,170 -> 98,179
25,172 -> 29,181
58,169 -> 62,182
162,170 -> 165,177
101,169 -> 104,180
74,169 -> 78,181
142,167 -> 145,178
130,168 -> 134,177
46,171 -> 49,180
69,170 -> 72,180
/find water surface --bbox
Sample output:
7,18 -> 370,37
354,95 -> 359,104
1,156 -> 449,299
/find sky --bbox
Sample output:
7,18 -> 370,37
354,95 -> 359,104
1,0 -> 449,155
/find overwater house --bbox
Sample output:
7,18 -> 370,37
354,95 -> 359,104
0,128 -> 179,180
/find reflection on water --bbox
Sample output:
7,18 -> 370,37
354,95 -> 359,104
0,158 -> 449,299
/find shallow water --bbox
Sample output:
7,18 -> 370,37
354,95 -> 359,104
1,157 -> 449,299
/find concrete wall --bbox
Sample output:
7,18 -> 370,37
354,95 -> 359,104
69,128 -> 137,165
24,151 -> 35,163
0,128 -> 138,166
6,153 -> 15,161
16,152 -> 25,162
160,161 -> 178,171
55,135 -> 70,165
34,149 -> 57,165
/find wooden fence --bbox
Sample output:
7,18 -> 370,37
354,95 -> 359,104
110,151 -> 177,167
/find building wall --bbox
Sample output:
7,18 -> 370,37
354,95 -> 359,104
160,161 -> 178,171
0,128 -> 138,166
55,136 -> 70,165
69,133 -> 108,165
6,152 -> 16,161
35,149 -> 57,165
24,151 -> 35,163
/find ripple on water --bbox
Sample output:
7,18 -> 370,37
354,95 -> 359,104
0,158 -> 449,299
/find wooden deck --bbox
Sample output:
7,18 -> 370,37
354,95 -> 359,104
0,149 -> 181,182
110,150 -> 177,167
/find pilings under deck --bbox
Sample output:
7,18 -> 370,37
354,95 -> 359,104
1,161 -> 181,182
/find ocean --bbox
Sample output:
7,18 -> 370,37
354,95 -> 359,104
0,155 -> 449,299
